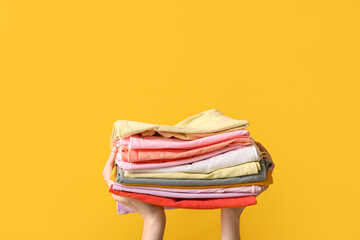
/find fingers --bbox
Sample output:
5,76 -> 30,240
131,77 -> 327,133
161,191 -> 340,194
255,141 -> 266,152
103,147 -> 117,177
112,194 -> 129,203
111,194 -> 144,213
255,185 -> 269,197
255,141 -> 275,173
103,166 -> 113,187
111,193 -> 166,218
103,146 -> 119,186
255,141 -> 273,160
255,141 -> 268,157
106,146 -> 118,166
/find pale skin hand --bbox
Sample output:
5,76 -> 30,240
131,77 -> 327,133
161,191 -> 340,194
255,141 -> 275,174
104,142 -> 274,240
103,146 -> 166,240
220,141 -> 274,240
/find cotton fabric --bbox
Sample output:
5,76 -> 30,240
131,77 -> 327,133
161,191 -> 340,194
123,161 -> 260,179
126,141 -> 262,173
110,109 -> 249,149
107,109 -> 274,215
118,144 -> 246,171
110,182 -> 262,193
116,129 -> 250,149
110,164 -> 273,189
116,159 -> 272,186
109,186 -> 257,209
119,138 -> 251,162
111,184 -> 256,199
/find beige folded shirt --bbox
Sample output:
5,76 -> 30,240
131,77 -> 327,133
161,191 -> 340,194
110,109 -> 249,149
123,161 -> 260,179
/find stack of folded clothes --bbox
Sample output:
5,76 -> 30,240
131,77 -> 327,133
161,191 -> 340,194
107,109 -> 274,214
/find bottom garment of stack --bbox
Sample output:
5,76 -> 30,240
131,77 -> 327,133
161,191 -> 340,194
108,140 -> 274,215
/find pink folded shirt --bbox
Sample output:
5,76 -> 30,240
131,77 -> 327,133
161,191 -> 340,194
110,186 -> 257,210
118,138 -> 252,162
116,129 -> 250,149
116,144 -> 245,171
111,184 -> 256,199
110,181 -> 261,193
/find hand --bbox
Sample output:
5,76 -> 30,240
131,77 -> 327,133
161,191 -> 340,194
254,141 -> 273,198
255,141 -> 275,174
103,146 -> 166,240
220,141 -> 274,240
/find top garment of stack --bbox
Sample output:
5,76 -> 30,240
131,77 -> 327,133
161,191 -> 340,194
107,109 -> 274,214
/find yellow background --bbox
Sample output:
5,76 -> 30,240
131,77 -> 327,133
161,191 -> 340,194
1,1 -> 359,239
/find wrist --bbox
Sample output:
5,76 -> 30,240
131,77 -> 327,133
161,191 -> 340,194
142,208 -> 166,222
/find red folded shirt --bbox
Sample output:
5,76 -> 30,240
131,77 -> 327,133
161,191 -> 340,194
109,185 -> 257,209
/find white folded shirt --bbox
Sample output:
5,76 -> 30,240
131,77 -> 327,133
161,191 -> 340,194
125,140 -> 262,173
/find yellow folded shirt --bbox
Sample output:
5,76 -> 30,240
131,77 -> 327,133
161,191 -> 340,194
123,162 -> 260,179
110,109 -> 249,149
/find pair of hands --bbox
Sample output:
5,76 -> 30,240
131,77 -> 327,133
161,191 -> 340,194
102,141 -> 274,218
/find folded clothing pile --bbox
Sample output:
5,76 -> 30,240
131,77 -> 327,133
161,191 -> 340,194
107,109 -> 274,214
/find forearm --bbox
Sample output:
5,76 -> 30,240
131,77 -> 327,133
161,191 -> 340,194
220,207 -> 245,240
141,211 -> 166,240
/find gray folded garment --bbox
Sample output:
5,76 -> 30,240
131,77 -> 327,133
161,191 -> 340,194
116,158 -> 272,186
